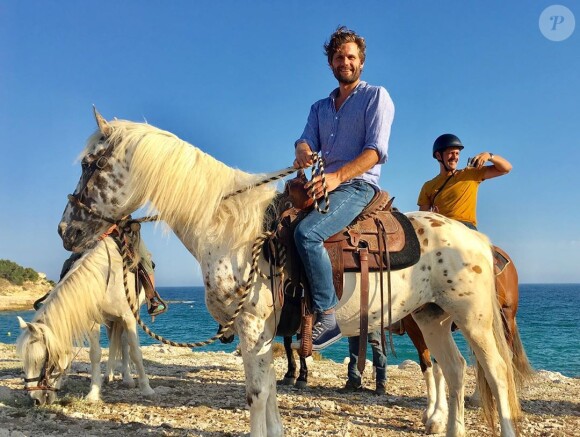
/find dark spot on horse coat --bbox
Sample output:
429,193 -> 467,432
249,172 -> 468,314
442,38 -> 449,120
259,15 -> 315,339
447,280 -> 453,284
247,389 -> 261,406
423,238 -> 429,247
417,228 -> 425,235
472,265 -> 482,274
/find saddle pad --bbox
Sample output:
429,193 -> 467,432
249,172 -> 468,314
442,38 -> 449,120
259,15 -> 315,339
493,247 -> 510,275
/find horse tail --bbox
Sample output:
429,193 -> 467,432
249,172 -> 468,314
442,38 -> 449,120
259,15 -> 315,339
476,288 -> 522,433
108,322 -> 124,365
510,319 -> 534,388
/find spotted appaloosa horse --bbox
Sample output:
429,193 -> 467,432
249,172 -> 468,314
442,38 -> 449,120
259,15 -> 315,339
402,247 -> 533,434
17,237 -> 154,405
58,109 -> 524,436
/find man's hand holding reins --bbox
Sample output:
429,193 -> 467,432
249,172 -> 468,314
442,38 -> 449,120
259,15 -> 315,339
294,142 -> 314,169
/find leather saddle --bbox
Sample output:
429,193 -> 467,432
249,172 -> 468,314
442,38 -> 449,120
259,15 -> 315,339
270,181 -> 420,362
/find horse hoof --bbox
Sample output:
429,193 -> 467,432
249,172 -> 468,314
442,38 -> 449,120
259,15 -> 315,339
425,419 -> 446,435
279,377 -> 296,386
122,379 -> 136,389
142,388 -> 155,397
294,380 -> 308,390
465,395 -> 481,407
85,394 -> 101,403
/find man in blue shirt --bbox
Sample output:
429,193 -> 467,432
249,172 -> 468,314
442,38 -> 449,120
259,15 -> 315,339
293,26 -> 395,350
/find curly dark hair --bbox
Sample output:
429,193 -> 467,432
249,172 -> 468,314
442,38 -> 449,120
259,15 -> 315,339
324,26 -> 366,65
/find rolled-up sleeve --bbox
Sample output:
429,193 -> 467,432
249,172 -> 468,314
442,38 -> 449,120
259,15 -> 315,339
295,103 -> 321,152
363,87 -> 394,164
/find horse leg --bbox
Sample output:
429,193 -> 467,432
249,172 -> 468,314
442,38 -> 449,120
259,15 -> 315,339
86,324 -> 103,402
104,324 -> 116,384
119,329 -> 135,388
431,360 -> 449,429
123,318 -> 154,396
413,305 -> 465,437
296,355 -> 308,389
403,314 -> 444,426
280,336 -> 296,385
110,322 -> 135,388
237,312 -> 283,437
457,307 -> 520,437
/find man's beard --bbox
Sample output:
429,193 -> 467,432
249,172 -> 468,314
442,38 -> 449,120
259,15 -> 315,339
332,65 -> 362,84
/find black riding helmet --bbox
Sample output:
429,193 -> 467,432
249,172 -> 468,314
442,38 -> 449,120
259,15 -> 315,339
432,133 -> 464,159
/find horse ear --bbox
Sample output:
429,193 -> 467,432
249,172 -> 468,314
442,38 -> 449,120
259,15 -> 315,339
93,105 -> 112,137
17,317 -> 42,338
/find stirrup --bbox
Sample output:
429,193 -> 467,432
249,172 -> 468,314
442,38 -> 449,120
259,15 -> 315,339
147,289 -> 168,318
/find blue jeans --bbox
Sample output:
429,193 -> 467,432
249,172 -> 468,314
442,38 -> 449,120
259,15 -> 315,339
294,180 -> 376,313
348,331 -> 387,385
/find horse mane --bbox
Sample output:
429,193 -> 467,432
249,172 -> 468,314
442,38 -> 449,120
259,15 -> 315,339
88,121 -> 279,255
16,240 -> 112,368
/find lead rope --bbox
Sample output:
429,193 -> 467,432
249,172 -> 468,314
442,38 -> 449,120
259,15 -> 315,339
117,226 -> 281,348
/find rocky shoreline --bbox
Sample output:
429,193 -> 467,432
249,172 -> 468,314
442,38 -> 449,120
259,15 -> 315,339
0,278 -> 52,312
1,343 -> 578,436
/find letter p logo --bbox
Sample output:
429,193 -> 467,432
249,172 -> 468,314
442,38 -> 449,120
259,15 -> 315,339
540,5 -> 575,41
550,15 -> 565,31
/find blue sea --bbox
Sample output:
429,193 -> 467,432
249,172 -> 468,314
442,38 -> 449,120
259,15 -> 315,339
1,284 -> 578,378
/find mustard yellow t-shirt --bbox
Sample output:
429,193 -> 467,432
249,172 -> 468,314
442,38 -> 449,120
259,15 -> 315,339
417,167 -> 487,227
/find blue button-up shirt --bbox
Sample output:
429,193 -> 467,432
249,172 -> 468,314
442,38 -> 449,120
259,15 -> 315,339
296,81 -> 394,188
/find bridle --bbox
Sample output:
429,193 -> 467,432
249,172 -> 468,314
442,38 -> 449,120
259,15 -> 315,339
67,136 -> 120,224
23,351 -> 62,393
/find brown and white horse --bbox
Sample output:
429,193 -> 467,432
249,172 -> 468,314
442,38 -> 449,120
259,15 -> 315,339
57,110 -> 524,436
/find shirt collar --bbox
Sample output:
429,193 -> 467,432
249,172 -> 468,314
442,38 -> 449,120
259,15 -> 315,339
330,80 -> 367,99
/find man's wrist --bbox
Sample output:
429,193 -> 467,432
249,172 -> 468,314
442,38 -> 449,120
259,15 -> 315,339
488,152 -> 494,161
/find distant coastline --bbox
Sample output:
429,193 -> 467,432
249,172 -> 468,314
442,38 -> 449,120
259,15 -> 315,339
0,278 -> 52,312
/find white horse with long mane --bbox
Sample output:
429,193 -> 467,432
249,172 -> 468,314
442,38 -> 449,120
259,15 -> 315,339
58,110 -> 523,437
17,237 -> 154,405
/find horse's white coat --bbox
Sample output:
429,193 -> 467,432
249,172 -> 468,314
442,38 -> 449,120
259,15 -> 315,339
58,115 -> 522,437
16,238 -> 154,404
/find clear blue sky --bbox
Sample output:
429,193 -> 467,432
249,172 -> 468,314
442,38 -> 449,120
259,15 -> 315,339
1,1 -> 578,285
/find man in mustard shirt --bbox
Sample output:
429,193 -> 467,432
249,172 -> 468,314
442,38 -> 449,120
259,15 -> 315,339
417,133 -> 512,230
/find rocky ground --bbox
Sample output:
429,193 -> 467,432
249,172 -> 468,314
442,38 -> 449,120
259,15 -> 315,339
0,343 -> 578,436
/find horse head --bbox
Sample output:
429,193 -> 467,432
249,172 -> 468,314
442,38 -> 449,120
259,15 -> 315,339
16,317 -> 70,406
58,108 -> 139,252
